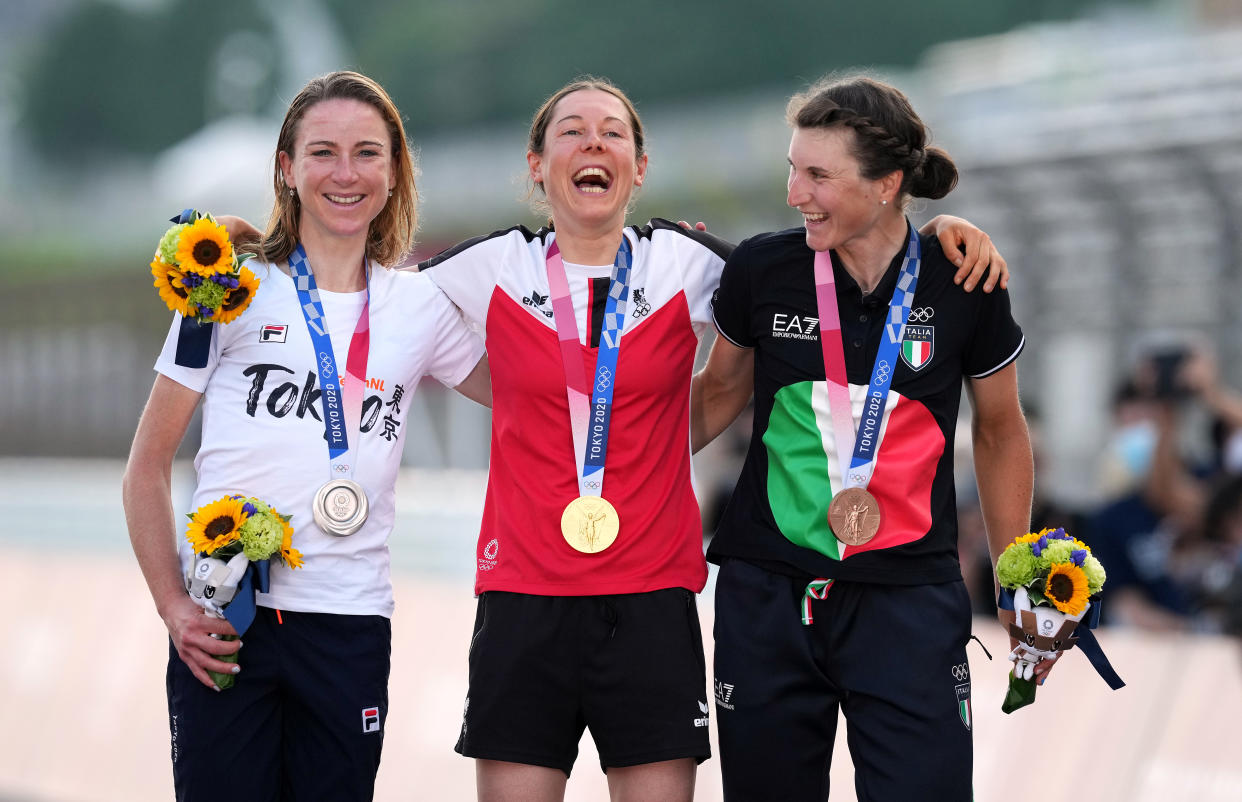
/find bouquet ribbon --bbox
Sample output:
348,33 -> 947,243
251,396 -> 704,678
169,209 -> 215,369
221,559 -> 271,637
998,588 -> 1125,690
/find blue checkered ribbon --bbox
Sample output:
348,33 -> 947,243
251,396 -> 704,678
846,222 -> 921,486
582,240 -> 631,486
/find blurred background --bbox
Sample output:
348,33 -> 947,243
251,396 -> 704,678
3,0 -> 1242,799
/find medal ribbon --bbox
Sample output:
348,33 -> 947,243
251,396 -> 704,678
813,221 -> 921,492
288,244 -> 371,481
544,235 -> 632,499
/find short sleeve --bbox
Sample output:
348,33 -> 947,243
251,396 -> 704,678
154,313 -> 222,391
425,288 -> 487,388
651,220 -> 732,326
963,287 -> 1024,378
711,238 -> 757,348
418,228 -> 519,329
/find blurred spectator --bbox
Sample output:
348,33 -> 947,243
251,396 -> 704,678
1086,344 -> 1242,631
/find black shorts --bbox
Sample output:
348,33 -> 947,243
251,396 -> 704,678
455,588 -> 712,776
713,559 -> 974,802
166,607 -> 391,802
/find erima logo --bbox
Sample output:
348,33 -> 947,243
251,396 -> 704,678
259,324 -> 288,343
771,313 -> 820,340
361,706 -> 381,734
523,290 -> 553,318
694,700 -> 710,728
714,680 -> 735,710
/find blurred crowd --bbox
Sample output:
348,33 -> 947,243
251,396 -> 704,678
957,343 -> 1242,637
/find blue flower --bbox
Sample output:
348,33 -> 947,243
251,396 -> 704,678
242,502 -> 257,516
1071,549 -> 1087,566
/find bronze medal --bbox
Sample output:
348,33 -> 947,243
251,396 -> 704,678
828,486 -> 880,546
561,496 -> 620,554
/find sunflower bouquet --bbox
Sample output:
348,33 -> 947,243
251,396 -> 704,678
150,209 -> 258,324
996,527 -> 1107,713
184,494 -> 301,689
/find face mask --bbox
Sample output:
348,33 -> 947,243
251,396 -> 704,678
1224,430 -> 1242,474
1110,420 -> 1157,479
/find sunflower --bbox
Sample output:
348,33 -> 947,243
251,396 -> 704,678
186,496 -> 251,555
276,511 -> 303,569
215,266 -> 260,324
175,218 -> 234,275
1043,562 -> 1090,616
151,257 -> 194,316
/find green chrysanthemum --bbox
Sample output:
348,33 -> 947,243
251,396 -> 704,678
159,223 -> 187,265
1083,554 -> 1107,594
1037,539 -> 1075,571
996,544 -> 1039,589
246,497 -> 272,515
187,280 -> 228,312
238,512 -> 285,561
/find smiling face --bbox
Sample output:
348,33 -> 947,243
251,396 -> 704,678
277,97 -> 396,248
786,125 -> 898,253
527,88 -> 648,237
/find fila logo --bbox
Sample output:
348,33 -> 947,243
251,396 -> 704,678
361,706 -> 381,734
522,290 -> 553,318
771,313 -> 820,341
260,324 -> 288,343
694,700 -> 710,728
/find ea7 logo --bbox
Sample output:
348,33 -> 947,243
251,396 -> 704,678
259,324 -> 288,343
714,679 -> 735,708
771,313 -> 819,340
361,706 -> 381,734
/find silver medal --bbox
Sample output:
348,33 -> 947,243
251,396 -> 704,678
312,478 -> 369,536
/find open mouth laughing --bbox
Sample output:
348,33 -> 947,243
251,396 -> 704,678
572,167 -> 612,194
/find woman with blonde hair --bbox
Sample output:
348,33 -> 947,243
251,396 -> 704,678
124,70 -> 488,800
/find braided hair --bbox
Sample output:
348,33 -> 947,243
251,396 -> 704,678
786,75 -> 957,202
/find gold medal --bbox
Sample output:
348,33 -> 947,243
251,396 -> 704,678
828,487 -> 880,546
561,496 -> 620,553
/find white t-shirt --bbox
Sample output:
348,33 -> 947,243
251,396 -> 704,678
156,259 -> 484,617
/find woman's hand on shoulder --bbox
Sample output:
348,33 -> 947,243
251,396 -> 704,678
216,215 -> 262,248
922,214 -> 1008,293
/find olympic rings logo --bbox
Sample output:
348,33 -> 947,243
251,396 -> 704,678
908,307 -> 935,323
849,473 -> 866,483
583,480 -> 601,490
875,360 -> 891,381
319,352 -> 334,378
951,663 -> 969,681
596,366 -> 613,392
